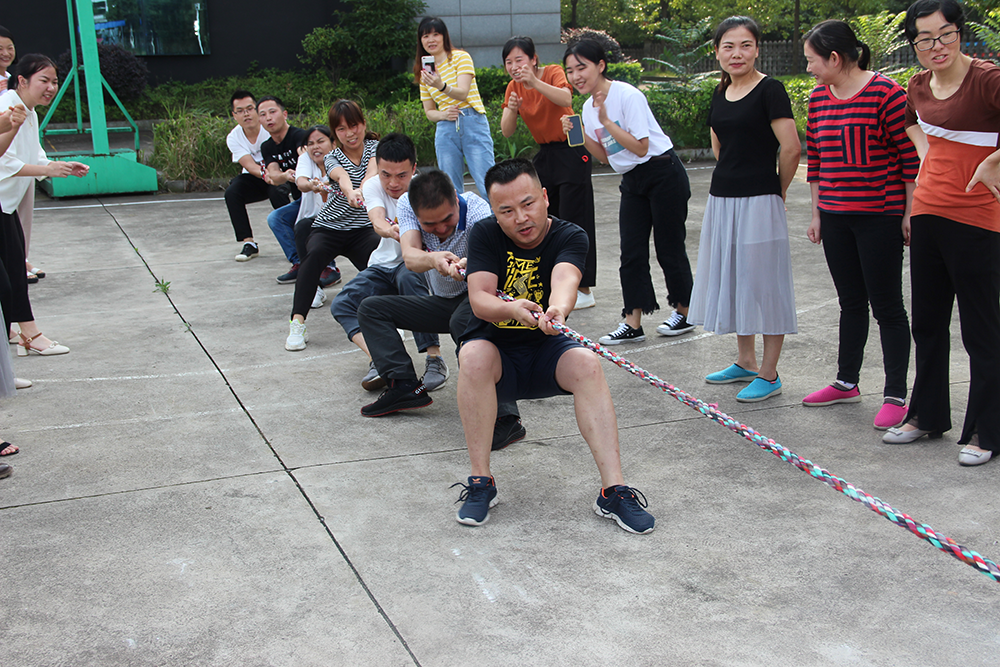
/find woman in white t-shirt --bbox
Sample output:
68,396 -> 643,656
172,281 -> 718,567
0,55 -> 88,358
0,25 -> 39,285
562,39 -> 695,345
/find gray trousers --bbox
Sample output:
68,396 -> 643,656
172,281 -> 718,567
357,292 -> 518,418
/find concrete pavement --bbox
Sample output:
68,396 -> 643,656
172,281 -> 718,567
2,162 -> 998,666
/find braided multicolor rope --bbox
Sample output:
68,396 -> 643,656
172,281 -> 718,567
491,289 -> 1000,583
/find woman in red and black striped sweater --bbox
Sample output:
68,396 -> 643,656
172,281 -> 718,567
802,20 -> 919,430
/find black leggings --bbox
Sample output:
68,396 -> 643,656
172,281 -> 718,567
819,212 -> 910,398
290,225 -> 380,319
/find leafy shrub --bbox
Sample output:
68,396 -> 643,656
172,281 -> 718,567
645,78 -> 716,148
299,0 -> 426,85
561,28 -> 632,63
150,110 -> 237,185
55,42 -> 149,101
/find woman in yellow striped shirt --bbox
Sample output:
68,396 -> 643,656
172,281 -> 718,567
414,17 -> 494,200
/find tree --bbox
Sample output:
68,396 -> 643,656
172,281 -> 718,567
300,0 -> 426,85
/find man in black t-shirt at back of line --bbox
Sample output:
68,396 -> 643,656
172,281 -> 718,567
452,158 -> 656,535
232,95 -> 306,262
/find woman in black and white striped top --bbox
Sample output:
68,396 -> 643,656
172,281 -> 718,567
286,99 -> 381,351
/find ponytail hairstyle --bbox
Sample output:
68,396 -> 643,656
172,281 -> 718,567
328,99 -> 380,148
713,16 -> 762,92
11,53 -> 57,91
413,17 -> 454,85
804,20 -> 871,72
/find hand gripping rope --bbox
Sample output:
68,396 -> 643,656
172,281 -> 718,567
488,287 -> 1000,583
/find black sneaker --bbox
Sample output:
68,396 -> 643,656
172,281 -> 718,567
492,415 -> 526,451
235,242 -> 259,262
319,267 -> 342,287
360,379 -> 432,417
656,311 -> 696,336
598,323 -> 645,345
276,264 -> 299,284
452,476 -> 498,526
594,485 -> 655,534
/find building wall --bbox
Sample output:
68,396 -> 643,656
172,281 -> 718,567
4,1 -> 563,85
424,0 -> 562,67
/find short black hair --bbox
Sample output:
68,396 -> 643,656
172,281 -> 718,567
376,133 -> 417,166
502,36 -> 536,63
485,158 -> 541,196
256,95 -> 285,111
0,24 -> 14,43
230,89 -> 255,111
408,169 -> 456,215
11,54 -> 56,91
563,38 -> 608,76
904,0 -> 965,42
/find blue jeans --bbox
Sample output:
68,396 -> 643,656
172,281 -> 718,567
331,263 -> 439,352
268,199 -> 301,264
434,110 -> 494,201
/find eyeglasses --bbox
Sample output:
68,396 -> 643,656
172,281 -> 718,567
913,30 -> 960,52
232,106 -> 255,115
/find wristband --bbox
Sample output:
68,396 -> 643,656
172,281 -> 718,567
440,82 -> 447,93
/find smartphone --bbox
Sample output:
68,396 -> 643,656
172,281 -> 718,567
566,114 -> 584,147
421,56 -> 436,74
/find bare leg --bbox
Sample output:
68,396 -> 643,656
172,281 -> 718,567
555,348 -> 626,488
624,307 -> 642,330
736,334 -> 759,373
758,334 -> 784,382
16,321 -> 57,349
351,332 -> 371,358
457,340 -> 502,478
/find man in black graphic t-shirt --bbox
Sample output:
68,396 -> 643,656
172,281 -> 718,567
451,158 -> 656,535
230,95 -> 307,262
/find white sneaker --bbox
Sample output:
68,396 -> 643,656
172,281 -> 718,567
286,320 -> 308,351
311,286 -> 326,309
573,290 -> 596,310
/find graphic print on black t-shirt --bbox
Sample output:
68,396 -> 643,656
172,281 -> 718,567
497,252 -> 543,330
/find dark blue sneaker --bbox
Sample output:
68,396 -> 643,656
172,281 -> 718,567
594,485 -> 655,534
452,476 -> 498,526
319,267 -> 342,287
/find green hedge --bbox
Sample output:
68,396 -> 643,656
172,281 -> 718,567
149,64 -> 921,181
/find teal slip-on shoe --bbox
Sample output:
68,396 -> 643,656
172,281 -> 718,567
706,364 -> 758,384
736,376 -> 782,402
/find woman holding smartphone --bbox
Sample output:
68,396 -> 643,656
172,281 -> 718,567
501,36 -> 597,309
0,54 -> 88,358
562,38 -> 696,343
415,17 -> 494,199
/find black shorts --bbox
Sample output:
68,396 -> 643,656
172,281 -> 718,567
472,335 -> 583,403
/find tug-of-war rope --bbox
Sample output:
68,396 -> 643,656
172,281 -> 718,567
489,287 -> 1000,583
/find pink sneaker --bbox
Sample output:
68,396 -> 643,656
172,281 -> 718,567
802,382 -> 861,407
874,400 -> 907,430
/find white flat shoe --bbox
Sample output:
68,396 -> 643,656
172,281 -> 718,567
958,446 -> 993,466
882,426 -> 942,444
14,378 -> 32,389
